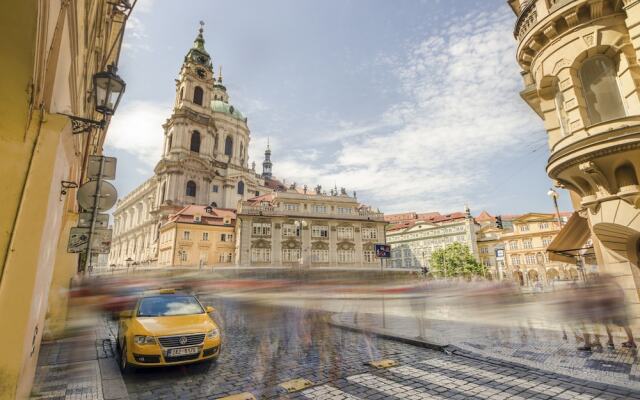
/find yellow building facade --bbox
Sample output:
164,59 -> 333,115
158,206 -> 236,267
0,1 -> 131,398
499,213 -> 580,286
509,0 -> 640,324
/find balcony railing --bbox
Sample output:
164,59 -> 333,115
515,1 -> 538,41
239,205 -> 385,221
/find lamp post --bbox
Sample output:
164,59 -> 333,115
294,220 -> 307,271
547,188 -> 563,228
74,65 -> 126,273
125,257 -> 133,273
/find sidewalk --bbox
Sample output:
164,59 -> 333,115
331,312 -> 640,391
30,315 -> 128,400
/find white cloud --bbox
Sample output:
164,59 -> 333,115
105,100 -> 170,167
275,6 -> 539,213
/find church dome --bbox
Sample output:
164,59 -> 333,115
210,100 -> 246,122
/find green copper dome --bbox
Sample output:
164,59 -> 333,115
210,100 -> 246,122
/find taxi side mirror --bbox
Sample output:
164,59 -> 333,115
119,310 -> 133,319
206,306 -> 215,313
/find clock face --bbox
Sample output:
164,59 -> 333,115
196,68 -> 206,78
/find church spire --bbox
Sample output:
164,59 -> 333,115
262,139 -> 273,180
184,21 -> 212,70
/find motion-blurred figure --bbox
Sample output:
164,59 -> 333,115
574,274 -> 636,351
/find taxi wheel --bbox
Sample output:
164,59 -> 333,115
119,342 -> 134,374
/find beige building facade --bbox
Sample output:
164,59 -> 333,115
158,205 -> 236,267
110,27 -> 272,266
509,0 -> 640,321
499,213 -> 581,286
236,191 -> 386,267
386,210 -> 479,270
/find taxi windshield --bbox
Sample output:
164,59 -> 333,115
137,296 -> 204,317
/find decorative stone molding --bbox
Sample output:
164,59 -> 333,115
579,161 -> 614,195
564,12 -> 579,28
543,24 -> 559,40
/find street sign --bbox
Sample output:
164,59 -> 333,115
67,227 -> 112,253
78,212 -> 109,228
375,244 -> 391,258
86,155 -> 117,180
77,180 -> 118,211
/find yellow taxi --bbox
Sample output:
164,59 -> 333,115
117,290 -> 221,372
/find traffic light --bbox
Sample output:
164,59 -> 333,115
496,215 -> 503,229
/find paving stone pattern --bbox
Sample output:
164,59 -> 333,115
334,312 -> 640,391
120,299 -> 640,399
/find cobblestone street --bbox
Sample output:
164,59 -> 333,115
114,298 -> 640,400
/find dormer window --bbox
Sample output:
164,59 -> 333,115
193,215 -> 202,223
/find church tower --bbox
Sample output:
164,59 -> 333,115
153,22 -> 264,213
262,142 -> 272,180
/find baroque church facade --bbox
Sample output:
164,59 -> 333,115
109,26 -> 273,266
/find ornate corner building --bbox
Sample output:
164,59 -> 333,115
110,26 -> 272,266
509,0 -> 640,319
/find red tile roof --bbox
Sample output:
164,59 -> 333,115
476,210 -> 495,221
167,205 -> 236,226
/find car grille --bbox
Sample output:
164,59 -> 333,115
158,334 -> 205,348
164,353 -> 200,363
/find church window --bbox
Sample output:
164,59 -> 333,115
580,56 -> 626,124
166,135 -> 173,155
179,87 -> 184,101
190,131 -> 201,153
186,180 -> 197,197
160,182 -> 166,204
224,136 -> 233,157
237,181 -> 245,195
212,185 -> 219,193
193,86 -> 204,106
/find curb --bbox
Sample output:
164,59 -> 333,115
328,315 -> 448,352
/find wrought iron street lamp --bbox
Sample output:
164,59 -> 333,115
62,64 -> 127,134
93,65 -> 126,116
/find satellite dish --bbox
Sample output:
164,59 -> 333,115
77,180 -> 118,211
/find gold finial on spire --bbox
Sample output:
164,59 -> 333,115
199,20 -> 205,34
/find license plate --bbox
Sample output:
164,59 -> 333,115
167,346 -> 200,357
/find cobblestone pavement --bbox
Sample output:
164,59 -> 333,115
118,298 -> 639,399
333,312 -> 640,391
31,316 -> 126,400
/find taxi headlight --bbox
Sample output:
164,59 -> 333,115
134,335 -> 156,345
206,328 -> 219,339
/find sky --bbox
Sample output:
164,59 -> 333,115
105,0 -> 573,216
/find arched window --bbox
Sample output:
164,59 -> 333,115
186,180 -> 197,197
240,143 -> 244,162
554,80 -> 570,136
237,181 -> 245,195
193,86 -> 204,106
166,134 -> 172,154
580,56 -> 625,124
225,136 -> 233,157
190,131 -> 201,153
179,87 -> 184,101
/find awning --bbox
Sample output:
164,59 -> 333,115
547,212 -> 592,263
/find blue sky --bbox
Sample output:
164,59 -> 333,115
106,0 -> 573,215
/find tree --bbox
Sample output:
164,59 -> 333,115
429,242 -> 487,279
